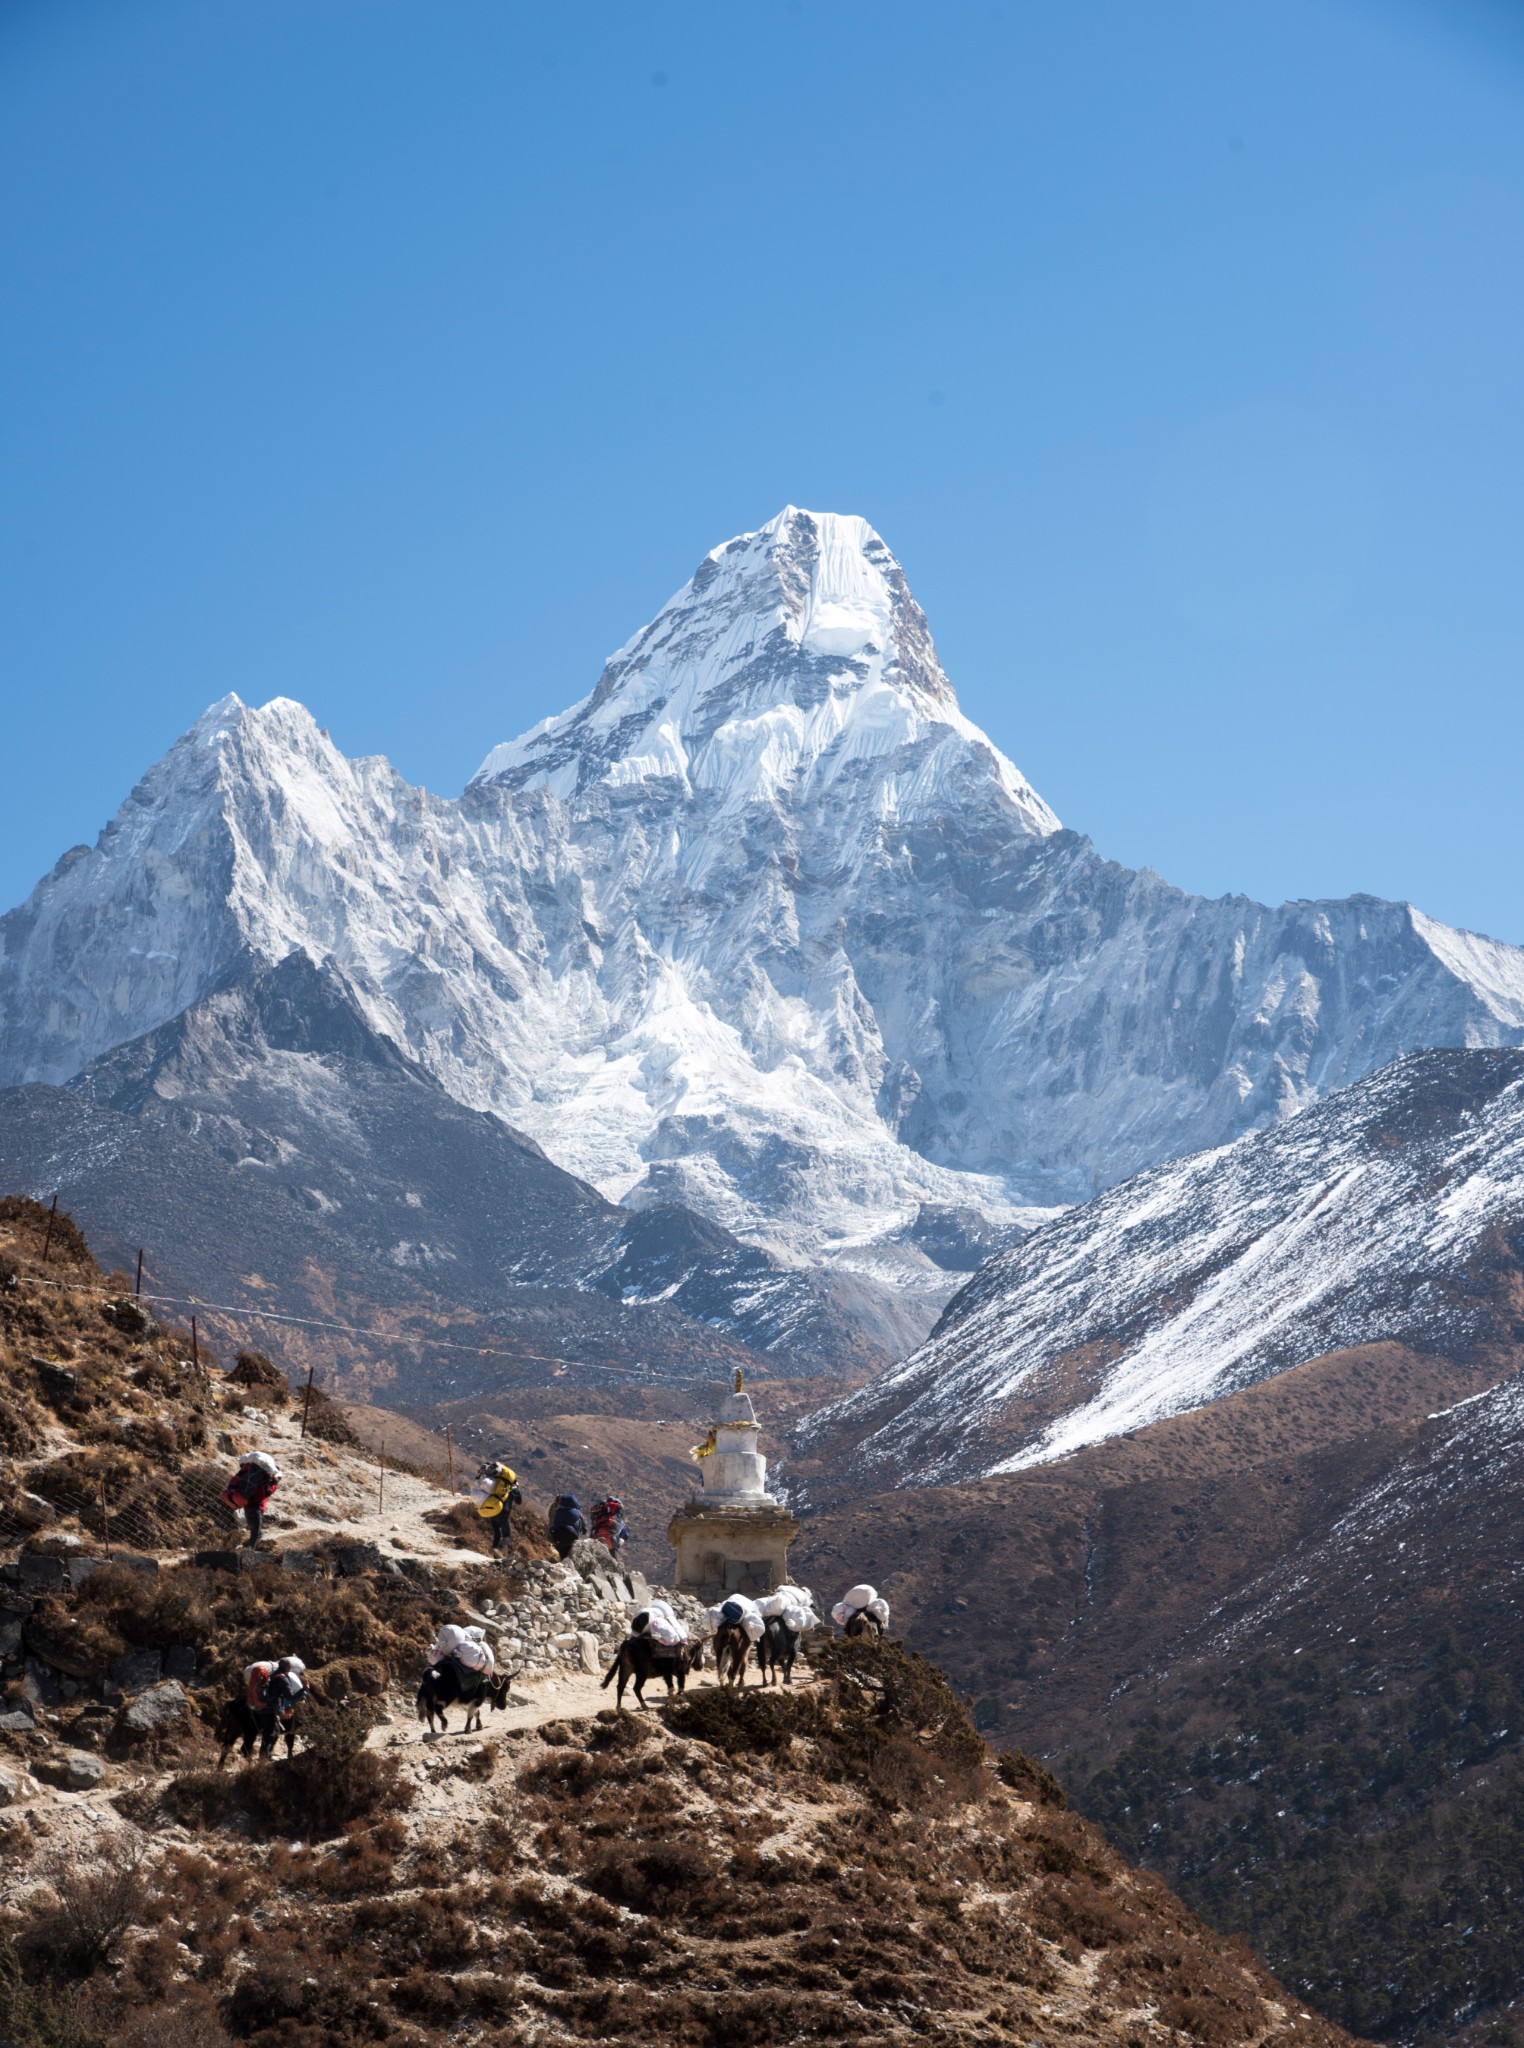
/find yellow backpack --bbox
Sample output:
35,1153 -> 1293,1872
476,1466 -> 517,1518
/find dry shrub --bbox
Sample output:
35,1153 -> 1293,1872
811,1635 -> 987,1773
0,1937 -> 101,2048
662,1686 -> 801,1755
586,1705 -> 656,1752
225,1351 -> 289,1403
997,1745 -> 1068,1807
17,1837 -> 149,1976
167,1698 -> 413,1840
867,1731 -> 971,1814
223,1956 -> 378,2043
423,1499 -> 493,1554
26,1448 -> 222,1549
1032,1872 -> 1142,1957
0,1196 -> 91,1271
301,1385 -> 359,1446
266,1819 -> 402,1898
583,1839 -> 719,1913
77,1562 -> 216,1650
110,1986 -> 232,2048
182,1559 -> 436,1691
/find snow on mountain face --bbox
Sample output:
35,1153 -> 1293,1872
810,1048 -> 1524,1486
3,506 -> 1524,1313
474,507 -> 1058,832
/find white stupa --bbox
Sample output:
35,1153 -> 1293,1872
667,1371 -> 799,1598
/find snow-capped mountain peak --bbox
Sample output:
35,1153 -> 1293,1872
472,507 -> 1060,832
6,510 -> 1524,1347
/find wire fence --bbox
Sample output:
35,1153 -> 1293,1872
4,1231 -> 718,1571
0,1464 -> 237,1560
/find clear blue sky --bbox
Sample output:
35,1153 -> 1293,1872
3,1 -> 1523,938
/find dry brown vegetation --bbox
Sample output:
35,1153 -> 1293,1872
0,1198 -> 1354,2048
5,1645 -> 1351,2048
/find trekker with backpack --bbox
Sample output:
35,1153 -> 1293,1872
244,1654 -> 306,1746
472,1461 -> 522,1552
590,1495 -> 629,1560
547,1493 -> 588,1559
223,1450 -> 282,1548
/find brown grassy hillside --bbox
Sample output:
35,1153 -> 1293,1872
793,1341 -> 1524,2044
0,1197 -> 1356,2048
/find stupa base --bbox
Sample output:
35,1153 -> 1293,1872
666,1499 -> 800,1600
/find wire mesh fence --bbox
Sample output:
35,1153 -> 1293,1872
0,1463 -> 239,1559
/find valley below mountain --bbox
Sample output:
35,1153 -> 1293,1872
791,1049 -> 1524,2045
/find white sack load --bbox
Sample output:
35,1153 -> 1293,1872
427,1623 -> 469,1665
456,1626 -> 495,1675
866,1598 -> 890,1627
636,1600 -> 686,1648
759,1583 -> 816,1621
830,1601 -> 853,1627
780,1601 -> 819,1633
715,1595 -> 766,1643
842,1583 -> 877,1612
239,1450 -> 282,1482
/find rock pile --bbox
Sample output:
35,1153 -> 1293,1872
465,1540 -> 711,1683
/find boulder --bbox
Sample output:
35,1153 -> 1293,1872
30,1359 -> 77,1404
107,1649 -> 163,1693
0,1769 -> 18,1806
280,1549 -> 322,1576
107,1553 -> 161,1577
34,1750 -> 106,1791
577,1631 -> 601,1676
0,1708 -> 36,1734
115,1681 -> 188,1743
21,1660 -> 62,1709
568,1537 -> 621,1584
193,1548 -> 271,1575
23,1618 -> 104,1680
101,1298 -> 158,1340
16,1555 -> 66,1594
163,1644 -> 198,1683
330,1543 -> 388,1577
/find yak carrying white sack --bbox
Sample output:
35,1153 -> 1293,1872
710,1595 -> 766,1643
637,1600 -> 686,1648
842,1584 -> 877,1612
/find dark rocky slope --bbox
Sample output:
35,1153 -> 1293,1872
0,952 -> 882,1399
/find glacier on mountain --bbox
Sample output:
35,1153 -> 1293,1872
4,506 -> 1524,1331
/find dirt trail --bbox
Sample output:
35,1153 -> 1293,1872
210,1400 -> 490,1568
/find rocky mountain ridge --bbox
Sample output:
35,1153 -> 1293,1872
799,1046 -> 1524,1490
